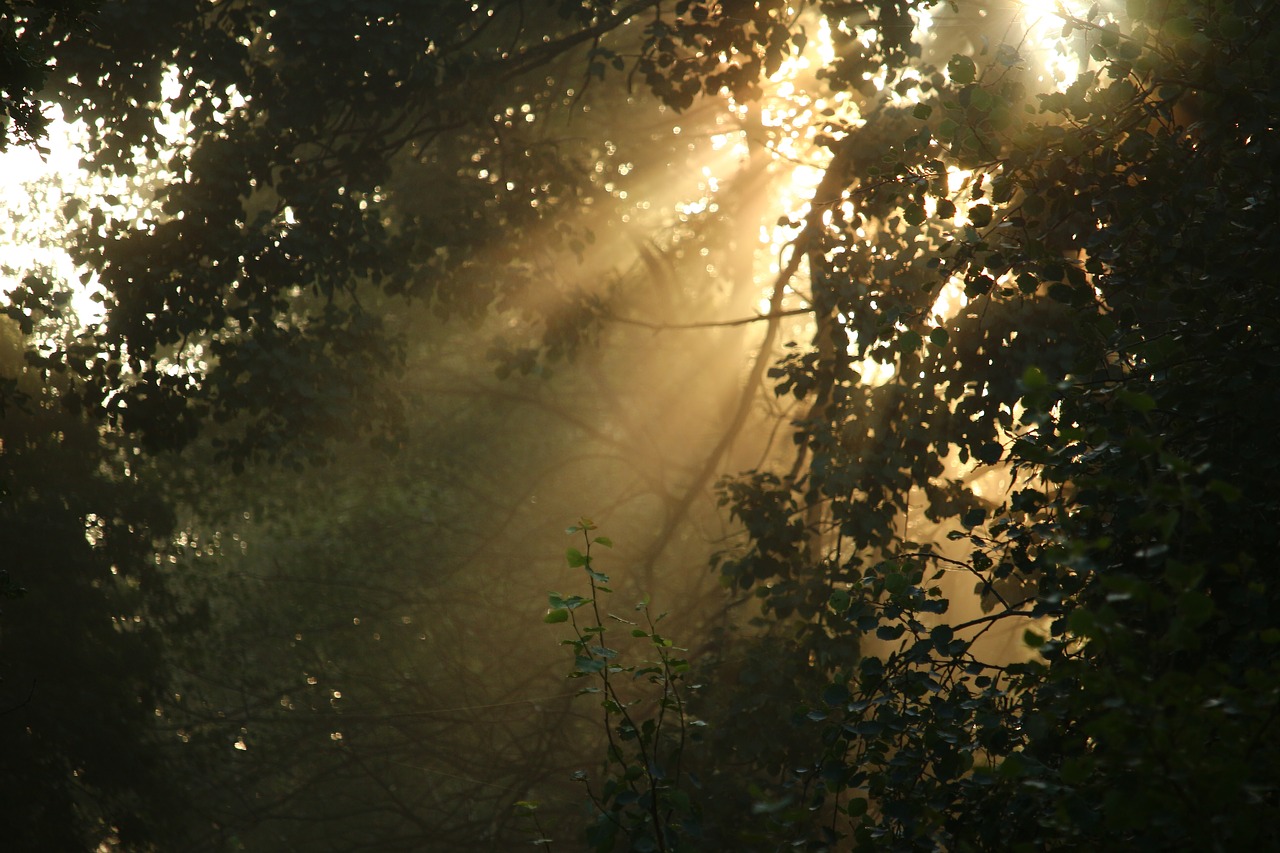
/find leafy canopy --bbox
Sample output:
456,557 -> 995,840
3,0 -> 1279,849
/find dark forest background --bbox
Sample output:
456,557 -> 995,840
2,0 -> 1278,850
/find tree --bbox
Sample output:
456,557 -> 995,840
548,0 -> 1280,849
12,0 -> 699,462
4,2 -> 749,848
0,0 -> 100,151
464,0 -> 1280,849
0,317 -> 191,850
5,0 -> 1280,850
7,2 -> 781,848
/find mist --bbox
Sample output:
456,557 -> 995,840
4,1 -> 1277,850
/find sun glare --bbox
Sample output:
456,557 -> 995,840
0,66 -> 203,335
1,8 -> 1100,352
1017,0 -> 1095,89
0,110 -> 107,327
721,1 -> 1098,382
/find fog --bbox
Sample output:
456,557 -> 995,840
0,3 -> 1096,849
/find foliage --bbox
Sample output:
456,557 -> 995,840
9,0 -> 675,463
4,0 -> 1280,849
544,521 -> 701,852
151,349 -> 672,852
625,0 -> 1280,849
0,0 -> 99,151
0,319 -> 187,850
3,3 -> 734,848
531,0 -> 1280,850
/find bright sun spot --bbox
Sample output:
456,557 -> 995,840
0,66 -> 199,333
0,109 -> 107,327
2,11 -> 1098,348
1017,0 -> 1096,89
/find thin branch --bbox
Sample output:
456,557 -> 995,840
0,680 -> 35,715
641,237 -> 809,570
496,0 -> 661,85
606,307 -> 812,331
950,604 -> 1037,633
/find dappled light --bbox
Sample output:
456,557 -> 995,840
2,0 -> 1278,850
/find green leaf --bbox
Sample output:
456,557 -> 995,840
1060,756 -> 1094,785
1219,14 -> 1246,39
551,593 -> 590,611
1116,389 -> 1156,413
903,202 -> 927,226
665,788 -> 692,814
829,588 -> 852,612
948,54 -> 977,85
975,442 -> 1003,464
566,547 -> 588,567
574,656 -> 606,674
1164,15 -> 1195,38
1207,480 -> 1242,503
822,682 -> 851,706
930,624 -> 955,648
998,752 -> 1028,778
968,204 -> 993,227
1047,283 -> 1076,303
544,608 -> 569,624
1067,608 -> 1096,637
912,102 -> 933,120
996,43 -> 1022,66
929,328 -> 950,347
1178,591 -> 1214,627
1020,365 -> 1047,390
876,623 -> 906,640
